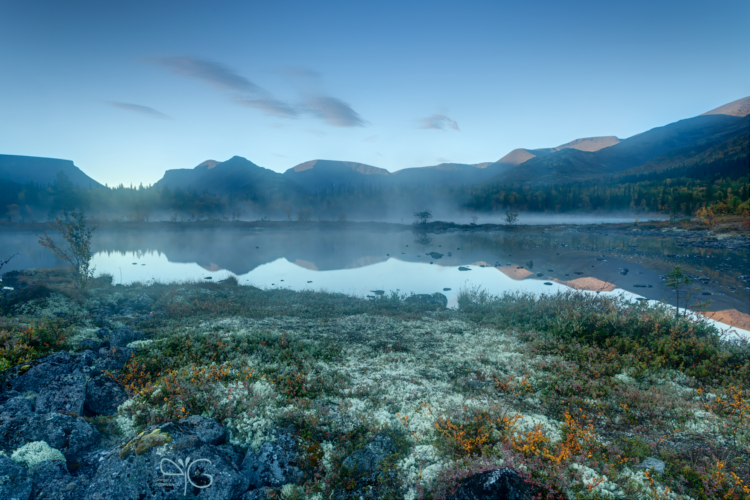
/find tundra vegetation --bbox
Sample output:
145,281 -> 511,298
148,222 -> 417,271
0,270 -> 748,499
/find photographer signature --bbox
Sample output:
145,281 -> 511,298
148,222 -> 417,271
159,456 -> 214,495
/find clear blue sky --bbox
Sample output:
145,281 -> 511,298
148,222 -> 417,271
1,0 -> 748,186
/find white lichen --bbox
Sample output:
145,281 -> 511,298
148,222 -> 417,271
11,441 -> 66,468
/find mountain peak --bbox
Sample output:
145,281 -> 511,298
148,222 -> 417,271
195,160 -> 220,170
701,96 -> 750,117
554,136 -> 620,152
288,159 -> 389,176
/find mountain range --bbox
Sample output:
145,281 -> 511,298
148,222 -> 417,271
1,96 -> 748,197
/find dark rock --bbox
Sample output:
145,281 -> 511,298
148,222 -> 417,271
370,290 -> 385,296
536,273 -> 543,277
241,487 -> 272,500
84,376 -> 128,416
403,293 -> 448,308
30,460 -> 85,500
458,267 -> 471,271
241,440 -> 301,489
443,288 -> 451,291
94,347 -> 133,374
447,468 -> 532,500
544,282 -> 553,286
36,372 -> 87,415
525,260 -> 533,269
132,293 -> 154,310
0,397 -> 100,462
95,328 -> 109,339
78,339 -> 106,351
85,421 -> 248,500
178,415 -> 227,446
342,434 -> 396,477
0,456 -> 32,500
109,328 -> 145,348
6,352 -> 76,393
428,252 -> 443,259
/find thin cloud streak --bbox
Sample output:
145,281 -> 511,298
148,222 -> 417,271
421,114 -> 460,131
150,56 -> 262,94
235,97 -> 300,118
108,101 -> 172,120
149,56 -> 368,127
305,96 -> 367,127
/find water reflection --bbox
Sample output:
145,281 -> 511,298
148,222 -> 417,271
1,227 -> 748,322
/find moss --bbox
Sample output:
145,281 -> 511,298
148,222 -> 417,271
119,428 -> 172,459
11,441 -> 66,467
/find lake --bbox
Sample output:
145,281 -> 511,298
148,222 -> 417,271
2,223 -> 749,335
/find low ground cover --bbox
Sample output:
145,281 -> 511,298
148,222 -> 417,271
1,270 -> 748,499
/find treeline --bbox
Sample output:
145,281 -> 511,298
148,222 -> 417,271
463,176 -> 750,216
2,170 -> 748,222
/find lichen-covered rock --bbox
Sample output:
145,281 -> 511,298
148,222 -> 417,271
86,421 -> 249,500
240,486 -> 271,500
178,415 -> 228,446
342,434 -> 396,475
240,440 -> 302,488
35,373 -> 87,415
84,376 -> 128,416
94,346 -> 133,374
109,328 -> 146,348
30,460 -> 89,500
5,351 -> 77,393
403,293 -> 448,308
0,396 -> 100,463
0,455 -> 33,500
447,468 -> 532,500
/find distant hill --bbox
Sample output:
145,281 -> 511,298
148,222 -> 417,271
391,162 -> 512,186
154,156 -> 306,200
701,96 -> 750,117
0,154 -> 103,188
614,116 -> 749,181
485,114 -> 744,186
283,160 -> 389,192
496,136 -> 620,166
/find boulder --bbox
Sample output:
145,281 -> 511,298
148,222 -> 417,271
447,468 -> 532,500
6,351 -> 77,393
0,396 -> 100,463
241,439 -> 302,489
178,415 -> 228,446
85,421 -> 249,500
30,460 -> 86,500
36,372 -> 87,415
342,434 -> 396,477
0,455 -> 33,500
94,347 -> 133,374
84,376 -> 128,416
109,328 -> 145,348
403,293 -> 447,308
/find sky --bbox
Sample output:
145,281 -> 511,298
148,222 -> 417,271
1,0 -> 748,187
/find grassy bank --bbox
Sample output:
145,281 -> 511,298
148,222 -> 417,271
1,271 -> 748,499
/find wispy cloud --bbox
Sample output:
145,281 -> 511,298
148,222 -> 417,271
363,135 -> 378,143
150,56 -> 262,93
150,56 -> 368,127
305,96 -> 367,127
235,97 -> 300,118
420,114 -> 460,131
108,101 -> 172,119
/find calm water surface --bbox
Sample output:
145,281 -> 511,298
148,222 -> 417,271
2,225 -> 748,335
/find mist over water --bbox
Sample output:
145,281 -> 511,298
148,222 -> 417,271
2,223 -> 747,328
